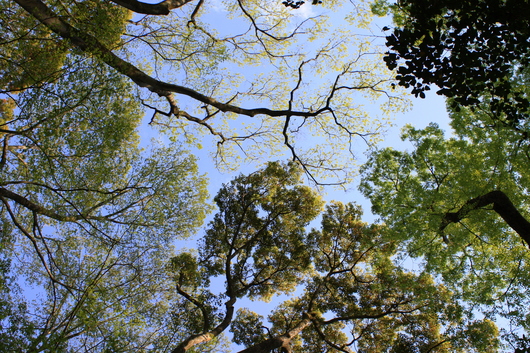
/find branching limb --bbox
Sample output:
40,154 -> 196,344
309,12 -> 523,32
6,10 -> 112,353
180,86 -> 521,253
322,304 -> 425,326
237,313 -> 313,353
171,296 -> 237,353
15,0 -> 320,119
0,196 -> 76,292
236,0 -> 313,42
0,134 -> 10,171
175,282 -> 212,333
187,0 -> 204,25
171,230 -> 241,351
310,318 -> 351,353
440,190 -> 530,247
110,0 -> 195,15
0,186 -> 152,234
0,187 -> 100,222
0,180 -> 148,196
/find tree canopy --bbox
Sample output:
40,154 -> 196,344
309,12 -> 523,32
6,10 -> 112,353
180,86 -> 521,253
4,0 -> 530,351
360,67 -> 530,348
165,162 -> 499,352
0,0 -> 211,350
5,0 -> 406,185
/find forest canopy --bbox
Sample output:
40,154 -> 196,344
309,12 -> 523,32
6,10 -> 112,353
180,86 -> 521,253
2,0 -> 530,351
4,0 -> 408,185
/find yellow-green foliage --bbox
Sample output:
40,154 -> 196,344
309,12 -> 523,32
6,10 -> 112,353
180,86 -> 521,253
0,0 -> 130,91
70,0 -> 130,48
0,1 -> 68,90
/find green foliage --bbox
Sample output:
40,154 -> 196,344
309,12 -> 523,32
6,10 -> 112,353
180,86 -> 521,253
292,202 -> 467,352
163,164 -> 497,352
359,69 -> 530,346
360,98 -> 530,345
3,0 -> 523,351
0,0 -> 67,90
0,7 -> 211,348
0,262 -> 35,351
200,161 -> 324,301
463,319 -> 500,353
0,0 -> 129,91
0,0 -> 410,349
231,308 -> 267,347
228,199 -> 496,352
69,0 -> 131,48
370,0 -> 407,26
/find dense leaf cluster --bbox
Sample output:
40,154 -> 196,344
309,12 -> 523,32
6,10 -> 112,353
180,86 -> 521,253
383,0 -> 530,123
360,69 -> 530,348
169,162 -> 498,352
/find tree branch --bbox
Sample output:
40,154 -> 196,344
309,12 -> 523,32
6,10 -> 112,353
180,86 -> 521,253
171,297 -> 237,353
110,0 -> 195,15
237,313 -> 313,353
175,283 -> 212,334
14,0 -> 320,120
0,187 -> 83,221
440,190 -> 530,247
0,187 -> 137,227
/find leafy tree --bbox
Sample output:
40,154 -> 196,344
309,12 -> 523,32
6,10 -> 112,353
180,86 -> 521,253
166,162 -> 499,352
0,60 -> 211,348
7,0 -> 406,184
0,1 -> 211,349
0,0 -> 414,350
360,90 -> 530,347
0,109 -> 210,352
377,0 -> 530,123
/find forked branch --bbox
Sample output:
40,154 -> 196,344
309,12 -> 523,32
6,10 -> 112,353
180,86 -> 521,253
14,0 -> 322,120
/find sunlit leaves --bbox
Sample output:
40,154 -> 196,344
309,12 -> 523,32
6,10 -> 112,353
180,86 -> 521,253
0,11 -> 211,350
231,308 -> 267,347
0,0 -> 67,90
123,0 -> 407,184
360,106 -> 530,343
226,199 -> 494,352
200,161 -> 323,301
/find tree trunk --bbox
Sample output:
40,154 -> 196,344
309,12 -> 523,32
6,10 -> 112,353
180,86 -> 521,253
171,297 -> 236,353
